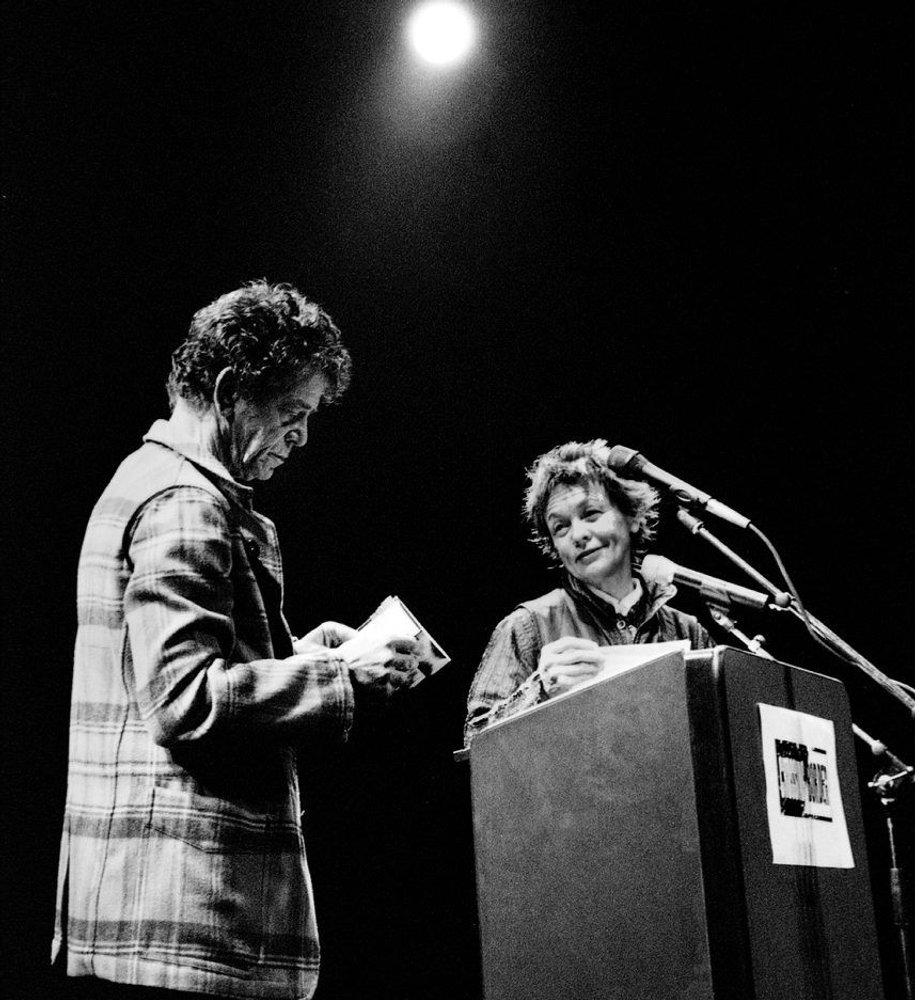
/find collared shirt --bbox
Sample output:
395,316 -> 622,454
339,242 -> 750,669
143,418 -> 255,507
464,572 -> 712,746
54,422 -> 353,998
587,577 -> 643,617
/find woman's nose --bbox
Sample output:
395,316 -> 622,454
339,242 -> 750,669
570,519 -> 591,545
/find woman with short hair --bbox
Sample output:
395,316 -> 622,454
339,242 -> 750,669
464,438 -> 712,746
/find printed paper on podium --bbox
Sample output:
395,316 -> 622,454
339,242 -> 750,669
346,595 -> 450,685
758,703 -> 854,868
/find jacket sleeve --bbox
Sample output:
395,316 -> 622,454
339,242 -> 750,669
683,613 -> 714,650
124,485 -> 354,747
694,620 -> 714,649
464,609 -> 547,746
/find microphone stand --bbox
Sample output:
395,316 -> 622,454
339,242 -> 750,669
705,604 -> 772,659
860,731 -> 915,1000
676,507 -> 915,718
682,508 -> 915,999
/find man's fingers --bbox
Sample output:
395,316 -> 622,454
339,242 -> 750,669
388,635 -> 420,655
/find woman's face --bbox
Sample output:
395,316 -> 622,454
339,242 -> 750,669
224,371 -> 327,482
545,482 -> 636,595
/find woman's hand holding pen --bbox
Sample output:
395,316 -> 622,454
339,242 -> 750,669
538,636 -> 603,698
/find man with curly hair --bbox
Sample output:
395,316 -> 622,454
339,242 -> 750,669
53,281 -> 420,999
464,439 -> 712,745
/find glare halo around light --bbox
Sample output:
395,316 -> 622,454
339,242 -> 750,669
407,2 -> 476,67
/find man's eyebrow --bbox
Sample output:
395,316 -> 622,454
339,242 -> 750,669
284,397 -> 318,411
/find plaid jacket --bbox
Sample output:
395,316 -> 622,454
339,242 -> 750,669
53,420 -> 354,999
464,573 -> 711,745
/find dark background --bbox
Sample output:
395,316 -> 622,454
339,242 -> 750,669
3,2 -> 913,998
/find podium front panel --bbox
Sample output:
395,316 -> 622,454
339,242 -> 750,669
470,650 -> 713,1000
469,647 -> 885,1000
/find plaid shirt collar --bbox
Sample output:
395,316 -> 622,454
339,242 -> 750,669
143,419 -> 255,510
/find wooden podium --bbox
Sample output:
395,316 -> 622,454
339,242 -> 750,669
468,646 -> 884,999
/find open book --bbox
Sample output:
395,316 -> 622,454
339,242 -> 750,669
344,595 -> 451,684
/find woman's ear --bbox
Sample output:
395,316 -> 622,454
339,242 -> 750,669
213,368 -> 238,417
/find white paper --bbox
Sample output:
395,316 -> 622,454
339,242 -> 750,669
562,639 -> 690,695
597,638 -> 690,678
758,703 -> 854,868
344,595 -> 450,682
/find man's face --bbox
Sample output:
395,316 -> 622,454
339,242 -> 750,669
226,371 -> 327,482
545,482 -> 636,593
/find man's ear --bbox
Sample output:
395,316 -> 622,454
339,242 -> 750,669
213,368 -> 238,417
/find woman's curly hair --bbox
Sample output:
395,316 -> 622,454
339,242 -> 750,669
167,280 -> 352,408
523,439 -> 660,564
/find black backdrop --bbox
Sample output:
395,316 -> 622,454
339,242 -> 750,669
3,3 -> 913,998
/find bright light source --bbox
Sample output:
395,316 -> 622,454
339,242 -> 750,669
407,2 -> 476,67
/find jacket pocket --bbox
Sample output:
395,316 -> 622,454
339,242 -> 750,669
148,784 -> 273,854
144,784 -> 269,968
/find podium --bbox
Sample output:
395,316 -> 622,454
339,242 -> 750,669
468,646 -> 884,999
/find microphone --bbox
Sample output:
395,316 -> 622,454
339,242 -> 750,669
607,445 -> 751,529
640,554 -> 790,610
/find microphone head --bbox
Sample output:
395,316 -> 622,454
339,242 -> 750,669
639,553 -> 675,586
607,444 -> 639,473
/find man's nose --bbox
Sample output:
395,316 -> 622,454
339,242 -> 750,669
285,423 -> 308,448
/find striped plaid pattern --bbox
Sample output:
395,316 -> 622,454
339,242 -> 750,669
53,421 -> 354,998
464,573 -> 711,744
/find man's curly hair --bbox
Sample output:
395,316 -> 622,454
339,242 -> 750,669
524,439 -> 660,564
167,280 -> 352,408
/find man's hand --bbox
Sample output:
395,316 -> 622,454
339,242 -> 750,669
293,621 -> 358,653
338,632 -> 421,705
538,636 -> 604,698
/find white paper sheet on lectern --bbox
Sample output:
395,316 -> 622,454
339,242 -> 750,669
568,639 -> 691,694
758,703 -> 854,868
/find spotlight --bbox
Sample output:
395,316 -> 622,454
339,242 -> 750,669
407,2 -> 476,67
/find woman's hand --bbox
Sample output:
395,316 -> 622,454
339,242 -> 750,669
538,636 -> 604,698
